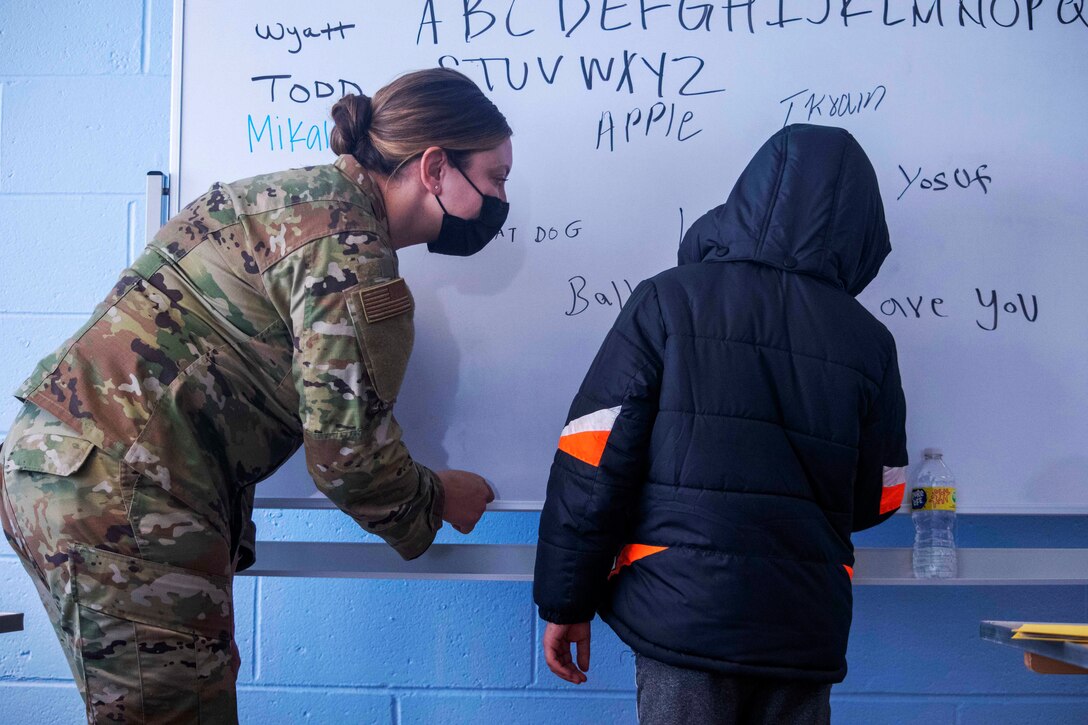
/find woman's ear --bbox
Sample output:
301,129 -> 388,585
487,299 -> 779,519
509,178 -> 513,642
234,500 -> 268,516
419,146 -> 447,195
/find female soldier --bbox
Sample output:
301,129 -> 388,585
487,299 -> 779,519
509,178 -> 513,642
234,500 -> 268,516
0,67 -> 508,723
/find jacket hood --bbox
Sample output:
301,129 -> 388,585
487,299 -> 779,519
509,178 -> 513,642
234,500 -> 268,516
677,124 -> 890,296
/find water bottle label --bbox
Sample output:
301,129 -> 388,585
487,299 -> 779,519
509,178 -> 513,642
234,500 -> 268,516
911,487 -> 957,511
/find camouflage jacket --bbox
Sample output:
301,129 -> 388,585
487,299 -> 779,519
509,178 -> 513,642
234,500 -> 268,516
14,154 -> 444,572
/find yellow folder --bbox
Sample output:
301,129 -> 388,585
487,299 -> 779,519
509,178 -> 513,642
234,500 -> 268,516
1012,623 -> 1088,643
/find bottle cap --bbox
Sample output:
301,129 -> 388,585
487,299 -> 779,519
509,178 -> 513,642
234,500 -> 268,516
923,447 -> 943,459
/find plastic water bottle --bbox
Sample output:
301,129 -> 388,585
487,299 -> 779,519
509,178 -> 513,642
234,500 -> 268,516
911,448 -> 957,578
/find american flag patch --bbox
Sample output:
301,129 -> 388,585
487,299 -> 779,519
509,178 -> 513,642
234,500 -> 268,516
358,278 -> 412,323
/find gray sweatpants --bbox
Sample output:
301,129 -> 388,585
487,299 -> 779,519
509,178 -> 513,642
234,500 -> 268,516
635,653 -> 832,725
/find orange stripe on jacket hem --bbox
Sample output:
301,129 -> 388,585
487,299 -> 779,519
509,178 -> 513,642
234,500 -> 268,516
844,564 -> 854,580
558,430 -> 611,467
880,482 -> 906,515
609,544 -> 669,579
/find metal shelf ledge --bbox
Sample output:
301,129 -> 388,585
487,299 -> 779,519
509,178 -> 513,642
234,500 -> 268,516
241,545 -> 1088,584
981,620 -> 1088,671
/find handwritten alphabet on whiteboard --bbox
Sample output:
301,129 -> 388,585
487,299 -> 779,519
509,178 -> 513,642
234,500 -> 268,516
239,1 -> 1085,159
435,52 -> 726,98
417,0 -> 1088,41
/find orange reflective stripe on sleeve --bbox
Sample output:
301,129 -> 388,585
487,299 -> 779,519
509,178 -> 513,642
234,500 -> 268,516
558,431 -> 612,468
843,564 -> 854,580
609,544 -> 669,579
557,406 -> 621,467
880,466 -> 907,514
880,483 -> 905,515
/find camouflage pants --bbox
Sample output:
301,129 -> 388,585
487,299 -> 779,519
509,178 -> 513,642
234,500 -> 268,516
0,403 -> 239,724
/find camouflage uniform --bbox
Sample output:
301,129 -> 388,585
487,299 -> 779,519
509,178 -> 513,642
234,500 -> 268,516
0,154 -> 444,723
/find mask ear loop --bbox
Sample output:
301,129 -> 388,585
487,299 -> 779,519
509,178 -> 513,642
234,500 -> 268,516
434,191 -> 451,215
433,155 -> 487,214
455,164 -> 488,198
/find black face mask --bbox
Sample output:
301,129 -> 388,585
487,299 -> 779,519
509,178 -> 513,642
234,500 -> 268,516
427,165 -> 510,257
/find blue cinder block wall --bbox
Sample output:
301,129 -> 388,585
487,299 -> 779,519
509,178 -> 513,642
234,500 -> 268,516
0,3 -> 1085,723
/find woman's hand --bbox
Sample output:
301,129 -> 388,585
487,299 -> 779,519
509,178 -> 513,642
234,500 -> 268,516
435,469 -> 494,534
543,622 -> 592,684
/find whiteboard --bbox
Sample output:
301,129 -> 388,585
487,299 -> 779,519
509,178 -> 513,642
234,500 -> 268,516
171,0 -> 1088,513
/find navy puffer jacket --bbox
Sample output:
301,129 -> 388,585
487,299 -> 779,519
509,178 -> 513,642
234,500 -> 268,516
534,124 -> 908,683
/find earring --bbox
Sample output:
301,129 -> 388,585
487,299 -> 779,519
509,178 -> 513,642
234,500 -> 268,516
434,186 -> 440,193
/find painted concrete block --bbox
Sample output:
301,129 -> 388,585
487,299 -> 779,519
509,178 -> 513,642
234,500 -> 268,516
958,700 -> 1088,725
250,508 -> 540,546
0,1 -> 143,75
843,586 -> 1088,696
256,579 -> 533,688
1,78 -> 169,194
0,683 -> 85,724
146,0 -> 173,77
400,692 -> 637,725
238,688 -> 393,725
0,196 -> 131,312
251,508 -> 380,544
832,696 -> 956,725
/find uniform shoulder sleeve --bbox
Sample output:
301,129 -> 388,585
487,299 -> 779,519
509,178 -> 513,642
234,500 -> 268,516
263,233 -> 442,559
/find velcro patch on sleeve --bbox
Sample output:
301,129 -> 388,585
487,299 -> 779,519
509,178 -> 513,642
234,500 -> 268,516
359,278 -> 412,323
